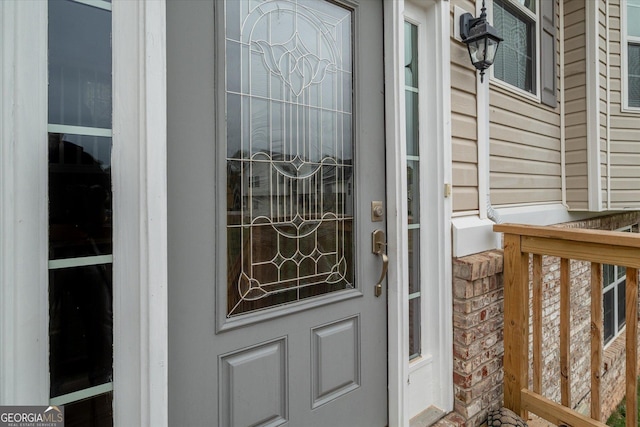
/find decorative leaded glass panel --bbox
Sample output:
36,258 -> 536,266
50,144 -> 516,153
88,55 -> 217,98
226,0 -> 354,317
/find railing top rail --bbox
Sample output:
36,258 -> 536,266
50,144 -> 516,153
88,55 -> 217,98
494,223 -> 640,249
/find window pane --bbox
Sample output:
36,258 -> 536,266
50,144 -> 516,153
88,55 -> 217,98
64,392 -> 113,427
515,0 -> 536,13
629,0 -> 640,38
405,90 -> 419,156
617,280 -> 626,329
409,297 -> 421,359
407,160 -> 420,222
48,0 -> 112,129
629,44 -> 640,108
604,289 -> 615,344
404,22 -> 418,88
49,133 -> 112,260
408,228 -> 421,295
49,265 -> 113,398
494,0 -> 535,93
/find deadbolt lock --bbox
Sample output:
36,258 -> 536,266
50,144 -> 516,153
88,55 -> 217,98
371,201 -> 384,222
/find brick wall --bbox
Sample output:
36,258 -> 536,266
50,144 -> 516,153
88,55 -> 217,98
450,212 -> 640,426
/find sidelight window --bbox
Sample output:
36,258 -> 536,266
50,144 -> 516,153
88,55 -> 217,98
48,0 -> 113,424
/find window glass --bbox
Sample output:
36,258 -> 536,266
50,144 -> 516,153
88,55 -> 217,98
628,0 -> 640,38
628,44 -> 640,107
48,0 -> 112,129
48,1 -> 113,423
493,0 -> 536,93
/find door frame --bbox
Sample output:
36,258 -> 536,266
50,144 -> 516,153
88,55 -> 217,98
384,0 -> 453,424
0,0 -> 451,426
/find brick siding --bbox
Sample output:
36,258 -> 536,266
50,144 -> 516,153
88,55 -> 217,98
450,212 -> 640,426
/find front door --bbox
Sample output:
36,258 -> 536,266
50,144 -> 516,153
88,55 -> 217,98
167,1 -> 387,425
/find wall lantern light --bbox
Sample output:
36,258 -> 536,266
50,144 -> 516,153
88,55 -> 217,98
459,1 -> 503,82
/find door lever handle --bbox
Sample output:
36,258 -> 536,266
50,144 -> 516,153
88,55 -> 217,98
372,230 -> 388,297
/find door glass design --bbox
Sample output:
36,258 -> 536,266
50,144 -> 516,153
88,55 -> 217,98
226,0 -> 354,317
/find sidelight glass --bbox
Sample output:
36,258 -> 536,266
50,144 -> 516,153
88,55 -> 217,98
48,0 -> 113,423
225,0 -> 355,317
405,21 -> 422,361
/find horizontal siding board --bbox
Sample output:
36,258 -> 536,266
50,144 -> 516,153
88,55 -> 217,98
491,173 -> 560,189
565,150 -> 587,163
566,176 -> 589,188
491,188 -> 561,206
453,187 -> 478,212
566,163 -> 588,176
452,163 -> 478,186
610,153 -> 640,165
452,138 -> 477,163
490,123 -> 560,150
452,88 -> 476,117
490,90 -> 560,126
491,140 -> 560,163
491,157 -> 561,176
611,166 -> 640,178
611,129 -> 640,142
611,141 -> 640,153
490,108 -> 559,138
452,115 -> 476,140
611,178 -> 640,190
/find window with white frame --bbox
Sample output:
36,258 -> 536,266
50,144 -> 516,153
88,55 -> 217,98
626,0 -> 640,108
492,0 -> 537,93
603,224 -> 639,345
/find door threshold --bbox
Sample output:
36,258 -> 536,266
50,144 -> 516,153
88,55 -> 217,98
409,406 -> 446,427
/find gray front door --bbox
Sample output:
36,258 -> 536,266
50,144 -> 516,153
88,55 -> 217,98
167,1 -> 387,426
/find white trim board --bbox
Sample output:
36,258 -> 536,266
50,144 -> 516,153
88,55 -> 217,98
112,1 -> 168,425
452,204 -> 613,257
0,0 -> 49,405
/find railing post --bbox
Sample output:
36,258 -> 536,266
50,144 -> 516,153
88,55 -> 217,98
626,268 -> 638,427
502,233 -> 529,418
590,263 -> 603,421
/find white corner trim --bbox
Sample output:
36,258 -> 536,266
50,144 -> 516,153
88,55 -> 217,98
0,0 -> 49,405
585,0 -> 602,211
112,1 -> 168,426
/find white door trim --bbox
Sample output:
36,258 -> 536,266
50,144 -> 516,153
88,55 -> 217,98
112,1 -> 168,426
0,0 -> 49,405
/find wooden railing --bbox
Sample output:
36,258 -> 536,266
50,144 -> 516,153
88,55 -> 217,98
494,224 -> 640,427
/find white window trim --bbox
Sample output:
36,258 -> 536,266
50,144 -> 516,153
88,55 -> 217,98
386,0 -> 453,424
602,225 -> 636,348
112,1 -> 168,426
621,0 -> 640,113
488,0 -> 542,103
0,0 -> 50,405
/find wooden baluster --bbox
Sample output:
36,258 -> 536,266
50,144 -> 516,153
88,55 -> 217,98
590,262 -> 602,421
626,268 -> 638,427
560,258 -> 571,407
503,234 -> 529,418
533,254 -> 543,395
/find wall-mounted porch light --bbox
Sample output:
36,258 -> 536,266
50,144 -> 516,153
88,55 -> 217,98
459,0 -> 503,82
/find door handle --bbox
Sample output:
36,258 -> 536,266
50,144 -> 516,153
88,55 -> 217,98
372,229 -> 388,297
